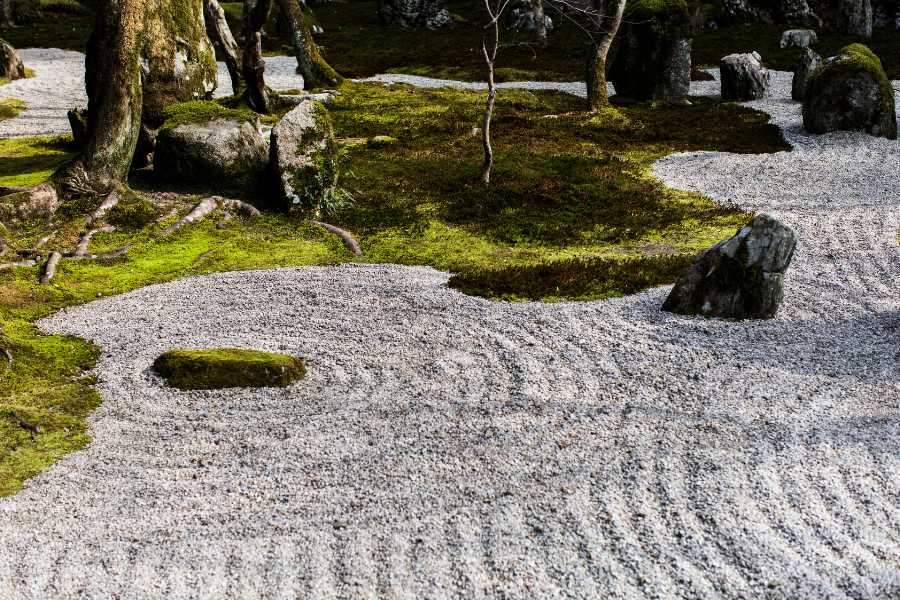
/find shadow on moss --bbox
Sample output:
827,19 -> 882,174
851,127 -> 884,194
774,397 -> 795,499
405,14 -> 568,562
448,253 -> 696,302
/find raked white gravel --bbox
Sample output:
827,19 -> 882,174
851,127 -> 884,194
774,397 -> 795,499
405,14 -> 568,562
0,53 -> 898,599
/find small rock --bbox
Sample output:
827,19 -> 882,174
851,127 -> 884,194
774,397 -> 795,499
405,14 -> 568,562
662,214 -> 797,320
269,99 -> 334,213
720,52 -> 770,101
792,48 -> 822,102
0,183 -> 59,224
0,38 -> 26,81
780,29 -> 818,49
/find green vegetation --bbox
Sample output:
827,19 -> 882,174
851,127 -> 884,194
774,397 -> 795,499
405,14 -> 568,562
829,43 -> 895,116
160,100 -> 261,131
153,348 -> 306,390
0,99 -> 25,122
0,136 -> 76,189
449,254 -> 696,302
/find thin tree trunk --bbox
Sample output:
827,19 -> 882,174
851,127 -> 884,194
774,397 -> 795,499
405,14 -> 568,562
75,0 -> 148,189
204,0 -> 243,94
533,0 -> 547,48
480,1 -> 502,185
586,0 -> 626,111
0,0 -> 13,28
276,0 -> 341,89
242,0 -> 273,113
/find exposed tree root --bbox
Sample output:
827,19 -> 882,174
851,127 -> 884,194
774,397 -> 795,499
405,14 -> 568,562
10,411 -> 40,438
160,197 -> 219,237
215,197 -> 261,217
71,226 -> 116,258
70,245 -> 133,261
39,251 -> 62,284
0,346 -> 11,376
16,233 -> 55,258
85,191 -> 120,227
310,220 -> 362,256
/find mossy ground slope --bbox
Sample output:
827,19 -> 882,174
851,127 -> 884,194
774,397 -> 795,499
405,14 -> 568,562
0,75 -> 790,495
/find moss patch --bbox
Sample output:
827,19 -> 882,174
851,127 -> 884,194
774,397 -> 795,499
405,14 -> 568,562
449,253 -> 696,302
153,348 -> 306,390
159,100 -> 260,132
0,136 -> 76,189
0,98 -> 25,121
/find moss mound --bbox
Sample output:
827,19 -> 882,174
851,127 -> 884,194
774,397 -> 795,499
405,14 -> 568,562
448,254 -> 696,302
159,101 -> 260,132
153,348 -> 306,390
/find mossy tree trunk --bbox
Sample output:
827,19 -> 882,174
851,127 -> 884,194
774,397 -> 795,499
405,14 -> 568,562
585,0 -> 626,111
75,0 -> 148,190
242,0 -> 273,113
275,0 -> 342,89
204,0 -> 243,95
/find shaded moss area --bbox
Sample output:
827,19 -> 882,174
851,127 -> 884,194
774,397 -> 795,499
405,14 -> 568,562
693,24 -> 900,79
0,98 -> 25,121
0,84 -> 788,496
154,348 -> 306,390
0,136 -> 77,188
449,253 -> 696,302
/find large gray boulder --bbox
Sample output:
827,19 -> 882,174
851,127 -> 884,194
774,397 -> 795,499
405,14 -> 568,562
154,118 -> 269,191
802,44 -> 897,139
609,1 -> 692,104
0,184 -> 59,224
378,0 -> 451,28
0,38 -> 25,81
792,48 -> 822,102
720,52 -> 770,101
780,29 -> 817,49
269,99 -> 333,214
837,0 -> 873,37
662,214 -> 797,320
508,1 -> 553,34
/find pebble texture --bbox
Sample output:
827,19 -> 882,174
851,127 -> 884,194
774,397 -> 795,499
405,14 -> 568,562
0,63 -> 898,599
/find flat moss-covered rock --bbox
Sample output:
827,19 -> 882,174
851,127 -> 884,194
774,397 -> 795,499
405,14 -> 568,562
802,44 -> 897,139
153,349 -> 306,390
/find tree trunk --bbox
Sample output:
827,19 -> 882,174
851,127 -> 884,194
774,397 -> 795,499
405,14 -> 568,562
586,0 -> 626,111
141,0 -> 218,127
0,0 -> 13,28
0,37 -> 25,80
276,0 -> 341,89
242,0 -> 273,113
75,0 -> 148,189
533,0 -> 548,48
204,0 -> 243,95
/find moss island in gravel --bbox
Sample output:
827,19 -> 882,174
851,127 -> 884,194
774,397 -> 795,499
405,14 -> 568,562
153,348 -> 306,390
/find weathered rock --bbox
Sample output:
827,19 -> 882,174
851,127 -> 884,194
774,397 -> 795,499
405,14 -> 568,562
837,0 -> 873,37
154,348 -> 306,390
269,99 -> 332,213
792,48 -> 822,101
154,118 -> 269,191
780,29 -> 818,49
720,52 -> 770,101
0,38 -> 25,81
718,0 -> 820,27
609,0 -> 692,104
378,0 -> 452,28
779,0 -> 822,27
802,44 -> 897,139
0,184 -> 59,224
508,1 -> 553,34
662,214 -> 796,319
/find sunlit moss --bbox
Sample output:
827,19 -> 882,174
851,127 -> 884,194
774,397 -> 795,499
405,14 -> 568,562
0,136 -> 76,188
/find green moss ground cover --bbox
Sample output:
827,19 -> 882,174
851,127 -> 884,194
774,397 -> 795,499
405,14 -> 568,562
0,80 -> 788,495
154,348 -> 306,390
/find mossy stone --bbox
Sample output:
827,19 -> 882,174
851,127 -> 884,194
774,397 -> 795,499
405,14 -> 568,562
153,348 -> 306,390
367,135 -> 398,148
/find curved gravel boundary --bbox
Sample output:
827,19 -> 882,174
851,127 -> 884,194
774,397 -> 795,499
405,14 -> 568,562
0,58 -> 898,598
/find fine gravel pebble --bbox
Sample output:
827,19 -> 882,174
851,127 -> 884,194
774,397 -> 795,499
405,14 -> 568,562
0,59 -> 899,598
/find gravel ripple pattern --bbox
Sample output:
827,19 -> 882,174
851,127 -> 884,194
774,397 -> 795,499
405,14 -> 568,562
0,58 -> 898,599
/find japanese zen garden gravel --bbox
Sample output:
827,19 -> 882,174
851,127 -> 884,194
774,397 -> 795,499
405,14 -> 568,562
0,50 -> 898,598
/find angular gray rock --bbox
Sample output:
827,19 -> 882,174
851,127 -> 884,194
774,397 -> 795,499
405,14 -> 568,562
720,52 -> 770,101
609,4 -> 692,104
792,48 -> 822,101
154,118 -> 269,192
662,214 -> 797,320
780,29 -> 817,49
378,0 -> 452,28
802,44 -> 897,139
509,1 -> 553,34
837,0 -> 873,37
269,99 -> 332,213
0,37 -> 25,81
718,0 -> 820,27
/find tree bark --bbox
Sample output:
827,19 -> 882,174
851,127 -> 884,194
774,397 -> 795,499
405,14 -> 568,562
242,0 -> 274,113
204,0 -> 243,94
76,0 -> 148,189
586,0 -> 626,111
0,0 -> 13,28
275,0 -> 341,89
533,0 -> 548,48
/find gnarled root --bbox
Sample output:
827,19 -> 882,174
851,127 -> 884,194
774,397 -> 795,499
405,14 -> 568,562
39,251 -> 62,284
160,197 -> 219,237
0,259 -> 37,271
71,226 -> 116,258
309,220 -> 362,256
